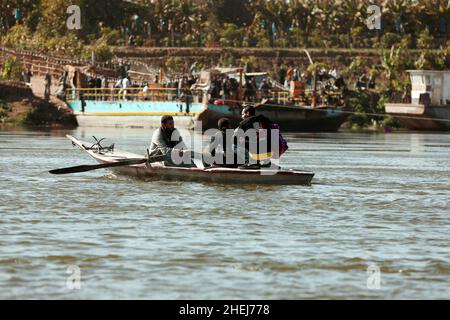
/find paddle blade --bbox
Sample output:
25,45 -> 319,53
49,156 -> 166,175
50,164 -> 106,175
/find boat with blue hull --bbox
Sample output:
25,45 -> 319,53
64,67 -> 349,132
67,99 -> 204,128
67,97 -> 348,132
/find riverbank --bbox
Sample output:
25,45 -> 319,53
0,81 -> 76,128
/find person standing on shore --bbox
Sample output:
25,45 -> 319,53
95,77 -> 102,101
22,68 -> 32,87
101,76 -> 109,101
278,65 -> 287,86
115,78 -> 123,101
56,71 -> 67,100
87,76 -> 96,100
122,76 -> 130,101
44,72 -> 51,100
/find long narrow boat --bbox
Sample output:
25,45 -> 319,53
66,135 -> 314,185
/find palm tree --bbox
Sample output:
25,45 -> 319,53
1,1 -> 22,32
337,0 -> 368,33
438,0 -> 450,39
289,0 -> 318,46
381,0 -> 416,34
172,0 -> 204,46
175,0 -> 205,35
315,0 -> 336,35
411,0 -> 438,33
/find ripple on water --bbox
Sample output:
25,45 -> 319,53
0,129 -> 449,299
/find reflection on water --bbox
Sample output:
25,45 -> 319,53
0,127 -> 449,299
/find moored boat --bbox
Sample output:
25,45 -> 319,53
198,99 -> 349,132
385,70 -> 450,131
190,67 -> 349,132
65,135 -> 315,186
63,66 -> 348,132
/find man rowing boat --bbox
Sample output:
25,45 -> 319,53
149,116 -> 191,166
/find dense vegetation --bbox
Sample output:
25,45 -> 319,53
1,0 -> 450,129
1,1 -> 449,51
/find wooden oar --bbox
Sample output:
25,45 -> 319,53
49,155 -> 166,175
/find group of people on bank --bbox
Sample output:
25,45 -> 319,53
149,105 -> 288,169
208,74 -> 240,102
208,74 -> 275,104
72,74 -> 199,102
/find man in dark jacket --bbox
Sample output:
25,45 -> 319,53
234,105 -> 273,168
259,79 -> 272,99
243,79 -> 256,102
87,77 -> 96,100
207,118 -> 239,167
209,118 -> 230,157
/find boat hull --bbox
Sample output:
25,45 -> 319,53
110,164 -> 314,185
66,135 -> 314,186
67,99 -> 347,132
385,103 -> 450,131
67,100 -> 204,129
74,114 -> 197,129
198,103 -> 348,132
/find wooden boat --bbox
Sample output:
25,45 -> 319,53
66,135 -> 314,185
198,100 -> 349,132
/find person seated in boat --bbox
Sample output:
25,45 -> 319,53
149,116 -> 191,167
233,105 -> 276,169
259,79 -> 272,99
207,118 -> 239,168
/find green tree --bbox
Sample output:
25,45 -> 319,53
289,0 -> 318,47
416,29 -> 435,49
2,56 -> 23,80
1,24 -> 31,49
0,0 -> 40,33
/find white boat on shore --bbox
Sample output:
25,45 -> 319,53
63,135 -> 314,186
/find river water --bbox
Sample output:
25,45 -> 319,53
0,127 -> 449,299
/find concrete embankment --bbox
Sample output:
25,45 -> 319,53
0,81 -> 76,128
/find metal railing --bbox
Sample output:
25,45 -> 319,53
0,46 -> 118,81
64,86 -> 344,109
65,87 -> 206,103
